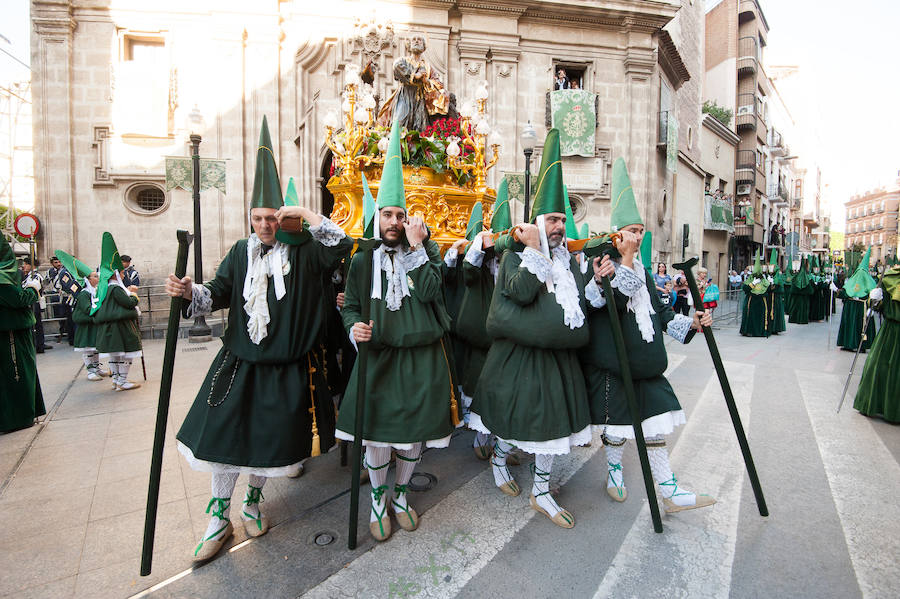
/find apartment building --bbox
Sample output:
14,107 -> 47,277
845,181 -> 900,264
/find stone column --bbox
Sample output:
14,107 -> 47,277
31,1 -> 76,260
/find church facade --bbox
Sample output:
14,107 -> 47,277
31,0 -> 703,282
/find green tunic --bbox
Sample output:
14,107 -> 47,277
442,252 -> 468,383
809,279 -> 823,322
853,275 -> 900,422
740,282 -> 770,337
789,279 -> 813,324
771,281 -> 786,334
71,289 -> 98,350
0,282 -> 46,433
836,290 -> 876,351
470,248 -> 591,445
336,240 -> 456,446
94,286 -> 142,355
455,250 -> 496,397
177,230 -> 352,469
581,263 -> 695,437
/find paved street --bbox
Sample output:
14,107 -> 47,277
1,308 -> 898,599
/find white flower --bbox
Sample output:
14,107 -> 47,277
377,137 -> 390,153
447,139 -> 461,158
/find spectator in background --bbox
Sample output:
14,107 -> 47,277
19,258 -> 50,353
662,281 -> 675,307
121,255 -> 140,287
554,68 -> 570,90
653,263 -> 672,299
47,255 -> 74,346
672,271 -> 692,316
570,79 -> 580,90
728,270 -> 742,291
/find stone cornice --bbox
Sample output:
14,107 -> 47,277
657,29 -> 689,90
32,0 -> 76,36
519,0 -> 678,31
702,114 -> 740,146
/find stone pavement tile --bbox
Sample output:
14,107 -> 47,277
80,498 -> 194,573
30,413 -> 111,450
16,437 -> 105,475
0,426 -> 40,455
90,469 -> 185,522
179,460 -> 211,498
0,523 -> 86,594
0,450 -> 21,483
5,575 -> 76,599
109,406 -> 162,437
0,491 -> 93,539
102,429 -> 156,459
1,450 -> 101,505
54,394 -> 120,420
97,447 -> 179,486
73,552 -> 188,599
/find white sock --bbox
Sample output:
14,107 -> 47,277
532,454 -> 564,517
242,474 -> 267,521
461,392 -> 473,424
365,446 -> 391,524
393,444 -> 421,512
648,443 -> 696,506
603,436 -> 626,490
108,360 -> 119,380
491,439 -> 516,488
203,472 -> 238,541
118,358 -> 133,385
473,432 -> 491,449
82,352 -> 97,372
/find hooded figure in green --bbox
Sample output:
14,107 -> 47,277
469,129 -> 593,529
0,235 -> 46,433
171,116 -> 353,560
769,250 -> 787,334
808,255 -> 825,322
853,262 -> 900,422
335,113 -> 457,543
92,232 -> 143,390
789,257 -> 814,324
55,250 -> 107,380
837,246 -> 878,351
579,156 -> 715,515
740,252 -> 771,338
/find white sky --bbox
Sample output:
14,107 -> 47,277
5,1 -> 900,232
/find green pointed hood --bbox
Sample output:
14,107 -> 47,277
275,177 -> 311,245
54,250 -> 93,284
792,257 -> 811,289
579,223 -> 590,239
0,235 -> 20,286
640,230 -> 653,274
465,202 -> 483,241
563,186 -> 579,239
749,251 -> 770,294
530,129 -> 566,221
250,116 -> 284,211
377,114 -> 406,210
361,173 -> 378,238
769,249 -> 778,267
609,157 -> 642,231
491,178 -> 512,231
843,246 -> 877,298
92,232 -> 124,315
752,251 -> 763,276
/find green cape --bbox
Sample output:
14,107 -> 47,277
465,202 -> 484,241
530,129 -> 565,221
0,235 -> 20,286
491,178 -> 512,231
883,265 -> 900,302
749,251 -> 769,295
250,116 -> 283,211
792,258 -> 811,289
377,114 -> 405,210
609,157 -> 642,230
92,232 -> 124,315
843,246 -> 877,299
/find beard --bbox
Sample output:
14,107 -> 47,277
547,232 -> 564,249
382,227 -> 403,247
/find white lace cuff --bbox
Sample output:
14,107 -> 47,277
520,247 -> 552,283
666,313 -> 693,343
585,278 -> 606,308
611,263 -> 643,297
401,247 -> 429,272
309,216 -> 346,246
185,284 -> 213,318
443,248 -> 458,267
465,246 -> 485,268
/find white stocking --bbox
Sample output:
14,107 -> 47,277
393,444 -> 421,512
532,454 -> 564,517
203,472 -> 238,541
108,359 -> 119,380
82,351 -> 99,373
474,432 -> 492,448
647,443 -> 697,506
365,446 -> 391,524
603,435 -> 626,490
117,358 -> 133,384
242,475 -> 267,521
491,439 -> 516,488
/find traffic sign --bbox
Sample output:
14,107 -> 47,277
13,213 -> 40,238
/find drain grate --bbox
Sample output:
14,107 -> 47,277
408,472 -> 437,492
181,346 -> 208,352
313,531 -> 336,546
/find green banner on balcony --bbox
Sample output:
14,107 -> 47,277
503,172 -> 537,205
165,157 -> 227,194
704,194 -> 734,232
666,113 -> 678,172
549,90 -> 597,157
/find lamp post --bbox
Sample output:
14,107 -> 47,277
520,121 -> 537,222
187,106 -> 211,342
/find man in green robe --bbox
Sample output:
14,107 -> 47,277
54,250 -> 107,380
770,251 -> 787,334
837,247 -> 878,352
0,236 -> 46,433
853,263 -> 900,422
93,232 -> 143,391
789,258 -> 813,324
166,117 -> 352,560
740,252 -> 770,337
335,115 -> 456,542
809,256 -> 824,322
580,158 -> 714,514
470,130 -> 595,529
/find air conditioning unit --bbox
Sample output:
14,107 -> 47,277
737,184 -> 752,196
736,105 -> 753,116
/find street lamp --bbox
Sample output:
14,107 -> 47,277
520,121 -> 537,222
187,105 -> 212,342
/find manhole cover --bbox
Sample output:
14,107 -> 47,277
314,532 -> 335,546
408,472 -> 437,492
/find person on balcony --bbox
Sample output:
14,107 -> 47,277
554,68 -> 570,90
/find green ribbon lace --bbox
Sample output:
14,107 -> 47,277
205,497 -> 230,520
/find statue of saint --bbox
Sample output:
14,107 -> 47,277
377,35 -> 450,131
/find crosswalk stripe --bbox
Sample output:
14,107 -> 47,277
303,356 -> 689,598
592,361 -> 754,599
796,370 -> 900,599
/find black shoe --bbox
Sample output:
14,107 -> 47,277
36,349 -> 45,354
43,345 -> 54,350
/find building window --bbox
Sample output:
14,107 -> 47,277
115,32 -> 172,137
718,179 -> 727,193
124,182 -> 169,215
553,62 -> 588,90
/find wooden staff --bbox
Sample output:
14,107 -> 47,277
674,256 -> 768,517
141,230 -> 192,576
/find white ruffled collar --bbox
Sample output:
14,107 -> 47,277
242,234 -> 288,344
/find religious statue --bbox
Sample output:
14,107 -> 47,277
377,35 -> 450,131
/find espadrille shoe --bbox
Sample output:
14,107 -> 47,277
529,494 -> 575,529
659,476 -> 716,513
392,485 -> 419,532
473,444 -> 492,460
192,521 -> 233,561
606,462 -> 627,502
369,485 -> 392,541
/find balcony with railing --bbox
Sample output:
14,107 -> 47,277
736,150 -> 756,185
738,36 -> 759,76
767,127 -> 784,156
735,93 -> 757,131
767,181 -> 789,207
